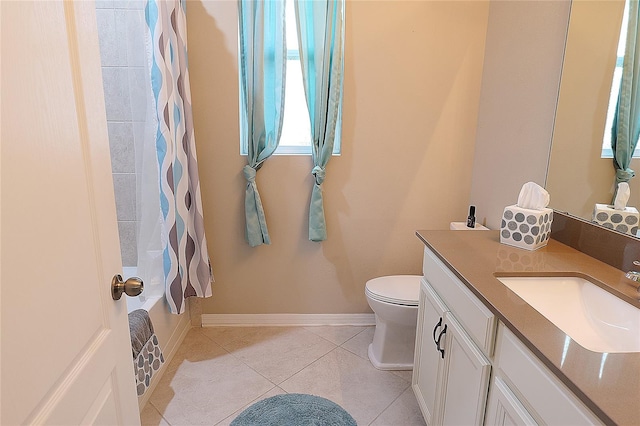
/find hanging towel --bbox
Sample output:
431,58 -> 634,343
129,309 -> 164,396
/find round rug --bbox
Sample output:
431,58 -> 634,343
230,393 -> 357,426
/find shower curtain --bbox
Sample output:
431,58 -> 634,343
145,0 -> 213,314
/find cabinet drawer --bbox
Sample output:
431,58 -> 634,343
495,324 -> 602,425
422,247 -> 496,356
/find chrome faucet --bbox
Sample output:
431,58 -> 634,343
626,271 -> 640,282
626,261 -> 640,287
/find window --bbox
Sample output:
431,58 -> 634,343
602,1 -> 636,158
277,0 -> 312,155
239,0 -> 341,156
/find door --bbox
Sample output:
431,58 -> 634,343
485,377 -> 537,426
439,312 -> 491,426
1,1 -> 140,424
412,281 -> 447,425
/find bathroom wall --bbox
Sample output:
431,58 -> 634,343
469,0 -> 571,230
95,0 -> 147,267
187,0 -> 490,314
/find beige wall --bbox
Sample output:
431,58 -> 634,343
546,0 -> 640,220
187,0 -> 489,314
469,0 -> 571,230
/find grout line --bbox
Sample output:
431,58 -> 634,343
214,385 -> 288,426
301,325 -> 364,347
366,381 -> 412,426
279,345 -> 342,391
274,342 -> 339,387
147,400 -> 172,426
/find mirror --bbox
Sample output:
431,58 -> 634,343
546,0 -> 640,236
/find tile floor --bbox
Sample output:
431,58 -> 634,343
140,325 -> 427,426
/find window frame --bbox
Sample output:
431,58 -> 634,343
238,0 -> 342,157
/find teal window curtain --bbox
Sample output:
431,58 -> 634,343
295,0 -> 345,242
612,0 -> 640,201
238,0 -> 287,247
146,0 -> 213,314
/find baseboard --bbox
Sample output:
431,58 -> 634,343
137,313 -> 191,411
201,313 -> 376,327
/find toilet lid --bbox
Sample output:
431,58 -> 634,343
365,275 -> 421,306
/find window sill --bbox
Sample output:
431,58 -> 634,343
601,147 -> 640,159
240,146 -> 341,156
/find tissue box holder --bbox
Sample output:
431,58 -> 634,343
592,203 -> 639,236
500,205 -> 553,251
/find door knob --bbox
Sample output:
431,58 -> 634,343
111,274 -> 144,300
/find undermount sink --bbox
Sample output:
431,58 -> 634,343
496,276 -> 640,353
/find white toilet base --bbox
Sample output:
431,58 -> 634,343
366,305 -> 418,371
368,343 -> 414,371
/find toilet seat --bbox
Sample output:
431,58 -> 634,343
365,275 -> 421,306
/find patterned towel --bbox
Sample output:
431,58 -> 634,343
129,309 -> 164,396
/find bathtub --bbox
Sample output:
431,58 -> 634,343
122,266 -> 192,409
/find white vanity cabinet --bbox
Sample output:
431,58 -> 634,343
486,323 -> 602,425
413,245 -> 603,426
413,248 -> 495,425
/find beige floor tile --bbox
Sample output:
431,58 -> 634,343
222,327 -> 336,384
149,332 -> 274,425
303,325 -> 368,345
391,369 -> 414,382
215,386 -> 287,426
162,329 -> 228,374
199,326 -> 258,347
139,403 -> 169,426
144,326 -> 426,426
370,387 -> 427,426
341,326 -> 375,360
279,347 -> 410,425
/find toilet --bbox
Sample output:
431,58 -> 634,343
365,275 -> 422,370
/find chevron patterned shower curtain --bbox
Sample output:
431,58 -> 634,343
146,0 -> 213,314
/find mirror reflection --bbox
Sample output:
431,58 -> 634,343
546,0 -> 640,237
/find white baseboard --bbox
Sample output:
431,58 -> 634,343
202,313 -> 376,327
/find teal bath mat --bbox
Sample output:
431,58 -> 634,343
230,393 -> 357,426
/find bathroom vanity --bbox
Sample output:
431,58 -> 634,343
413,230 -> 640,425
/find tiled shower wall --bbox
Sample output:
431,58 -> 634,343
95,0 -> 147,266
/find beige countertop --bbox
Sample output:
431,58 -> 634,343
416,230 -> 640,426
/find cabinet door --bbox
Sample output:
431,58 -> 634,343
486,377 -> 537,426
413,281 -> 448,425
439,312 -> 492,426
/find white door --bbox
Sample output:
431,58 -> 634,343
413,282 -> 447,425
485,377 -> 537,426
439,313 -> 491,426
1,1 -> 140,424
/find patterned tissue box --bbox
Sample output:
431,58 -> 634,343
500,205 -> 553,251
592,203 -> 639,236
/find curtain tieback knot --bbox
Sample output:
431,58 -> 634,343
616,168 -> 635,183
312,166 -> 326,185
243,165 -> 257,183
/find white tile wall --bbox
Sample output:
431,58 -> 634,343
125,10 -> 147,67
96,9 -> 128,66
107,122 -> 136,173
112,173 -> 137,221
102,67 -> 132,121
128,67 -> 148,121
117,221 -> 138,266
96,0 -> 147,266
